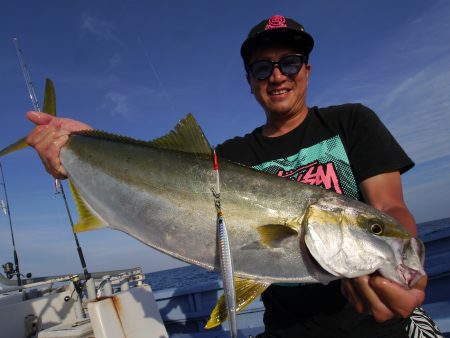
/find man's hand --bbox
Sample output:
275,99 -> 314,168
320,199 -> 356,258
26,111 -> 92,179
347,171 -> 427,321
342,274 -> 427,322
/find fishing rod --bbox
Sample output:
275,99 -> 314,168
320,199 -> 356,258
0,161 -> 22,286
12,37 -> 91,281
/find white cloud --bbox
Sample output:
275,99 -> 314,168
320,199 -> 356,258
100,87 -> 166,119
80,13 -> 120,43
312,1 -> 450,166
306,1 -> 450,222
102,91 -> 130,118
382,60 -> 450,164
109,53 -> 121,68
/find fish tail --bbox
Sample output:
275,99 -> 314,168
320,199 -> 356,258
0,79 -> 56,157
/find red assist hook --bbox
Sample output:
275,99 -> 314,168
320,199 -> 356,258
213,149 -> 219,171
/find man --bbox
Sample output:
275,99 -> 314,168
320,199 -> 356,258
27,15 -> 440,338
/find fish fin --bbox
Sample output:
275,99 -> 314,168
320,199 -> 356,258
205,277 -> 269,329
69,180 -> 107,232
72,114 -> 212,156
148,113 -> 212,155
0,78 -> 56,157
42,78 -> 56,116
0,137 -> 28,157
257,223 -> 299,248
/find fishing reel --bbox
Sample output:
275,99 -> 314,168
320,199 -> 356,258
2,262 -> 16,279
2,262 -> 31,279
64,275 -> 84,302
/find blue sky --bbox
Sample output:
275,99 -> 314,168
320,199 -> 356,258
0,0 -> 449,276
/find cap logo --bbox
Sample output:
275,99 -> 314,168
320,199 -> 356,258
265,15 -> 287,30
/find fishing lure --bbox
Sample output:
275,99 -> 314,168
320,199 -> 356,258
212,149 -> 237,338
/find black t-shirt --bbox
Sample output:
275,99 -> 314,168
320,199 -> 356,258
216,103 -> 414,337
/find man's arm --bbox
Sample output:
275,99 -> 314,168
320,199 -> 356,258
26,111 -> 92,179
342,171 -> 426,322
361,171 -> 417,236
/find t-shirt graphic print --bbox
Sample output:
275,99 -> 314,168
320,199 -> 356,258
252,135 -> 359,199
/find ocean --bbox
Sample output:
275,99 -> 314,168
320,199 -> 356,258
144,217 -> 450,292
145,264 -> 220,292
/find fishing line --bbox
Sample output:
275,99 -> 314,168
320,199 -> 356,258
135,35 -> 178,117
118,1 -> 209,176
118,1 -> 177,117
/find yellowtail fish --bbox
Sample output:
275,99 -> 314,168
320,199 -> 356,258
1,79 -> 425,328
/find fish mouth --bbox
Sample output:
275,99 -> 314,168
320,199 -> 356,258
385,237 -> 426,288
397,263 -> 424,288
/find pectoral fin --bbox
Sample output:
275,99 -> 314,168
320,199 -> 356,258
69,180 -> 107,232
257,223 -> 299,248
205,277 -> 269,329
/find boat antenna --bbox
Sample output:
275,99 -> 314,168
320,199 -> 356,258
0,161 -> 23,286
12,37 -> 91,281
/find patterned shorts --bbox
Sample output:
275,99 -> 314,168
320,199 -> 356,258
407,307 -> 445,338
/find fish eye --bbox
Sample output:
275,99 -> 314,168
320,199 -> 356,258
370,222 -> 384,235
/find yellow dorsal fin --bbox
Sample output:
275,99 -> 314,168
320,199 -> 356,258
71,114 -> 212,156
205,277 -> 270,329
148,113 -> 212,155
257,222 -> 299,248
0,78 -> 56,157
69,180 -> 106,232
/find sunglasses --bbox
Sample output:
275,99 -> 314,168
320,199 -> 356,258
247,54 -> 306,80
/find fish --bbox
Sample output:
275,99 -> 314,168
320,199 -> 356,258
1,79 -> 426,328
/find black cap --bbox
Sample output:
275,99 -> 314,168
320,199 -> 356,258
240,15 -> 314,65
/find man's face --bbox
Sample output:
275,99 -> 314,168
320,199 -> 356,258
248,44 -> 310,121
